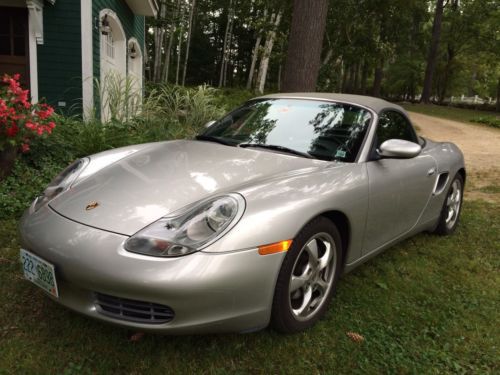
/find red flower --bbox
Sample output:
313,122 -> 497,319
1,73 -> 56,153
6,124 -> 19,137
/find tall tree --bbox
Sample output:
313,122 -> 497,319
282,0 -> 328,92
182,0 -> 197,86
246,9 -> 267,90
421,0 -> 445,103
218,0 -> 234,87
175,2 -> 186,85
162,0 -> 182,82
256,11 -> 282,94
152,1 -> 168,82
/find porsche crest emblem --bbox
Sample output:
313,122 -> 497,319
85,201 -> 99,211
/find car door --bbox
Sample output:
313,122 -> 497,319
363,110 -> 437,254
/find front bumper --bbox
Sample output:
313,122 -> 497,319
18,205 -> 285,334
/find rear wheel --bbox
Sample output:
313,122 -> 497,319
271,217 -> 342,333
433,173 -> 464,235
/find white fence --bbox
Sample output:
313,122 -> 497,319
450,95 -> 497,105
412,94 -> 497,105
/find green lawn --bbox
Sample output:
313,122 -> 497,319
401,103 -> 499,128
1,200 -> 498,374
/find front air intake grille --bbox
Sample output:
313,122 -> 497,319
94,293 -> 174,324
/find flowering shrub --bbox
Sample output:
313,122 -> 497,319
0,74 -> 55,153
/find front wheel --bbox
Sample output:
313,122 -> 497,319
433,173 -> 464,235
271,217 -> 342,333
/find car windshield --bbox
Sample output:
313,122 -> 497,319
199,99 -> 372,162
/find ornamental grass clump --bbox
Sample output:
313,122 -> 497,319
0,74 -> 56,180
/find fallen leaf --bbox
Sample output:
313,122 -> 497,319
128,332 -> 145,342
346,331 -> 365,343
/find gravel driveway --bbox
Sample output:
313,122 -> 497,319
408,112 -> 500,203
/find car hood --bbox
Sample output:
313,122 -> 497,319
49,140 -> 326,235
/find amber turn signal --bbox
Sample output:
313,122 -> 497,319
258,240 -> 293,255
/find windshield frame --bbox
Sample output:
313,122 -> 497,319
199,97 -> 377,163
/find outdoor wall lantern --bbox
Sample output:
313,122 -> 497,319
101,15 -> 111,35
129,44 -> 137,59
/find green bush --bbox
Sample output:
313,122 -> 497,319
0,156 -> 65,219
212,87 -> 255,112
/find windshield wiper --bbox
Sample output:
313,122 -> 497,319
239,143 -> 314,159
194,135 -> 234,146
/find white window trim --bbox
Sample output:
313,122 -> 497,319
26,0 -> 44,103
81,0 -> 93,120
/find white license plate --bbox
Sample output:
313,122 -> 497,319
20,249 -> 59,298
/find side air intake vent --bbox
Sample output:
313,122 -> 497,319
433,172 -> 449,195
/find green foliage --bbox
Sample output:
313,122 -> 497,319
153,84 -> 226,130
94,73 -> 143,123
401,103 -> 500,129
471,116 -> 500,129
0,157 -> 65,219
212,87 -> 256,111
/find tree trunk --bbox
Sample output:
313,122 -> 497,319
344,65 -> 353,93
337,58 -> 344,92
162,0 -> 182,82
496,77 -> 500,112
360,60 -> 368,94
281,0 -> 329,92
175,3 -> 185,85
341,63 -> 348,93
0,146 -> 17,182
353,62 -> 360,93
181,0 -> 196,86
246,9 -> 267,90
218,0 -> 233,88
421,0 -> 445,103
256,12 -> 282,94
223,12 -> 235,87
246,35 -> 262,90
322,49 -> 333,66
438,44 -> 455,104
153,1 -> 168,82
277,63 -> 282,91
372,58 -> 384,97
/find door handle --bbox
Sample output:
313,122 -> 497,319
427,167 -> 436,176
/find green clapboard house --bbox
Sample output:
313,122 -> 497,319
0,0 -> 156,119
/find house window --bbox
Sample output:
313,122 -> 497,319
0,7 -> 29,88
105,33 -> 115,59
0,10 -> 26,56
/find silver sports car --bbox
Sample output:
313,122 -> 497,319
19,93 -> 465,334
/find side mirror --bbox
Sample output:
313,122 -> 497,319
204,120 -> 216,129
378,139 -> 421,159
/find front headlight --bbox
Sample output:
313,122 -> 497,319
32,158 -> 89,212
124,194 -> 245,257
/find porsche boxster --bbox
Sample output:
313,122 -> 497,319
19,93 -> 465,334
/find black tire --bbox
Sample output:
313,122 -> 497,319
433,173 -> 464,235
271,217 -> 343,333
